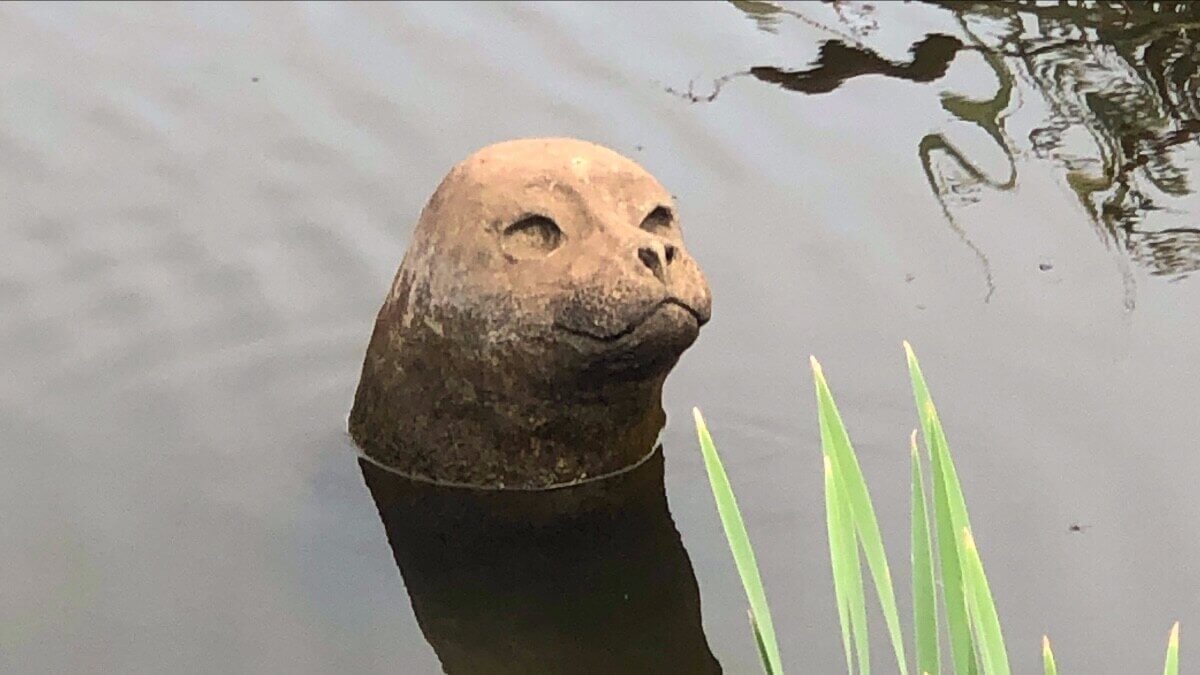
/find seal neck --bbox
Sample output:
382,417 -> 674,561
349,345 -> 668,489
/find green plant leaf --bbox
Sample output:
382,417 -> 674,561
1164,622 -> 1180,675
812,357 -> 908,675
694,408 -> 784,675
925,403 -> 973,549
960,527 -> 1010,675
698,345 -> 1182,675
825,455 -> 857,674
830,455 -> 871,674
1042,636 -> 1057,675
750,610 -> 776,675
911,431 -> 940,675
905,342 -> 977,675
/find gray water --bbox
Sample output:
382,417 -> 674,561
4,1 -> 1200,672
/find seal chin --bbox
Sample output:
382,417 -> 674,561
635,301 -> 702,350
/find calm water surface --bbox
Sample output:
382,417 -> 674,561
4,1 -> 1200,672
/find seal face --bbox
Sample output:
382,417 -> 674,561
349,138 -> 712,488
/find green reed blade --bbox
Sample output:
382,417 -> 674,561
750,610 -> 776,675
911,431 -> 940,675
813,357 -> 909,675
905,342 -> 977,675
837,459 -> 871,674
1164,622 -> 1180,675
821,394 -> 869,675
825,455 -> 856,674
697,344 -> 1180,675
928,402 -> 988,675
925,403 -> 973,546
1042,636 -> 1057,675
694,408 -> 784,675
960,528 -> 1010,675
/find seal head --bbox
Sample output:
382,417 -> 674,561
349,138 -> 711,488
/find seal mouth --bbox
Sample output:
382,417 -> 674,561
553,298 -> 708,342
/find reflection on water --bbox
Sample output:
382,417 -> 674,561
359,448 -> 720,674
729,0 -> 1200,298
965,0 -> 1200,281
750,34 -> 965,95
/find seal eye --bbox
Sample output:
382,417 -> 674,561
640,206 -> 674,234
502,215 -> 563,259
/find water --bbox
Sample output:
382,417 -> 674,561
3,1 -> 1199,672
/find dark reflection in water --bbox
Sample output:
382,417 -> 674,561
359,448 -> 721,674
726,0 -> 1200,295
964,0 -> 1200,281
750,34 -> 964,95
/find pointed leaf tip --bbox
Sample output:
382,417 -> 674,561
1164,621 -> 1180,675
809,355 -> 822,373
1043,635 -> 1058,675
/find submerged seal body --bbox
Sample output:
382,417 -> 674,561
349,138 -> 711,488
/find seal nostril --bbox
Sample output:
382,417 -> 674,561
638,245 -> 662,273
664,244 -> 677,264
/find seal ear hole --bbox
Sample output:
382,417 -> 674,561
640,206 -> 674,233
502,215 -> 563,258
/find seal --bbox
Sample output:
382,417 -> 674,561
349,138 -> 711,488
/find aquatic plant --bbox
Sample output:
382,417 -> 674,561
694,343 -> 1180,674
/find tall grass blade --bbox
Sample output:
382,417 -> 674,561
699,345 -> 1181,675
825,455 -> 856,674
911,431 -> 940,675
1164,622 -> 1180,675
838,462 -> 871,674
1042,636 -> 1057,675
693,408 -> 784,675
749,610 -> 776,675
812,356 -> 909,675
905,342 -> 977,675
925,403 -> 973,548
960,528 -> 1010,675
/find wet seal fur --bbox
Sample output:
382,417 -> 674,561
349,138 -> 711,489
